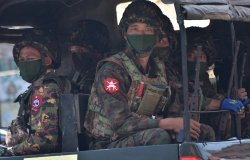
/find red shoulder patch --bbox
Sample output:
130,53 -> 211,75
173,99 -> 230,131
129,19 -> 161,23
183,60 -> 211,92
31,95 -> 43,112
103,78 -> 119,94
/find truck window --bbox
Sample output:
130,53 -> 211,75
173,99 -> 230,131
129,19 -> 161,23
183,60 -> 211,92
0,43 -> 29,127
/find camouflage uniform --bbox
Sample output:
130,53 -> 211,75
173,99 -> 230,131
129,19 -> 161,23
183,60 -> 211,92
83,1 -> 176,149
9,72 -> 61,155
84,1 -> 214,149
84,51 -> 172,149
184,27 -> 232,140
67,19 -> 110,94
163,63 -> 216,141
5,29 -> 62,155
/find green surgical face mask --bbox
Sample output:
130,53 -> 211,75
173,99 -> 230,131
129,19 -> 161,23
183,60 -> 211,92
18,59 -> 43,83
187,61 -> 208,80
127,35 -> 156,57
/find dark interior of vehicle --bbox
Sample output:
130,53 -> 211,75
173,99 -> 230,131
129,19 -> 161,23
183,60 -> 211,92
0,0 -> 130,48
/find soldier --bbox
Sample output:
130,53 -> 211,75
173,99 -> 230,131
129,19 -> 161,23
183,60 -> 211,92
152,21 -> 216,142
152,14 -> 177,62
3,29 -> 63,156
185,27 -> 250,139
67,19 -> 110,94
84,0 -> 214,150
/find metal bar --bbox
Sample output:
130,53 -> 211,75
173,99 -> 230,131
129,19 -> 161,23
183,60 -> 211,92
189,46 -> 202,122
60,94 -> 78,152
239,51 -> 247,88
174,3 -> 190,142
227,41 -> 240,98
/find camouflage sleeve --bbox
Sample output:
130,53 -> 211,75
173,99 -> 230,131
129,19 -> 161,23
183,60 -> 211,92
95,62 -> 159,136
12,82 -> 60,155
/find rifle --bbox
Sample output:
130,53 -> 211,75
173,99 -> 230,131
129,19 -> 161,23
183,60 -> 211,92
15,86 -> 32,117
189,45 -> 202,122
240,42 -> 250,138
239,51 -> 247,88
227,41 -> 241,98
226,40 -> 242,140
8,87 -> 32,146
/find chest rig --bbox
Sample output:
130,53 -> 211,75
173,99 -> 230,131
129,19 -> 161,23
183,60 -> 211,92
113,52 -> 171,117
85,52 -> 172,140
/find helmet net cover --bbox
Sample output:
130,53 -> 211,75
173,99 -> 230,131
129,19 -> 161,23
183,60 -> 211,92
69,19 -> 110,54
186,27 -> 216,66
119,0 -> 164,35
13,29 -> 60,69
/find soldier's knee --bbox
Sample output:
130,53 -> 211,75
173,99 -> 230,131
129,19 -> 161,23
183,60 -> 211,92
144,128 -> 171,145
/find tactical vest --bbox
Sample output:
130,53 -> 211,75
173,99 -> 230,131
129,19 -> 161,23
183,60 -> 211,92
86,52 -> 171,141
15,72 -> 70,132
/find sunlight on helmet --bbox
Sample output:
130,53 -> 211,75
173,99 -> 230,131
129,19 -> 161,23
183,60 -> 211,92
116,0 -> 210,30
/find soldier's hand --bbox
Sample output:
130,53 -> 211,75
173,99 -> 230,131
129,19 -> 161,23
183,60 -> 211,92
172,118 -> 200,139
189,119 -> 201,139
238,88 -> 247,100
238,109 -> 245,119
159,118 -> 200,139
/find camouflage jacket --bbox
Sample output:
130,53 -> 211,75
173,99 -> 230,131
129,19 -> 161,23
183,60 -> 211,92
84,50 -> 181,143
10,70 -> 61,155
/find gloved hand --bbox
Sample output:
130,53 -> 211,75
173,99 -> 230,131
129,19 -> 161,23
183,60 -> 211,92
221,98 -> 244,112
242,99 -> 250,106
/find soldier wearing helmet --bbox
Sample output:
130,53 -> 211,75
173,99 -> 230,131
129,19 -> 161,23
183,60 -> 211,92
84,0 -> 214,150
67,19 -> 110,94
185,27 -> 248,110
4,29 -> 63,156
184,27 -> 250,139
152,14 -> 176,61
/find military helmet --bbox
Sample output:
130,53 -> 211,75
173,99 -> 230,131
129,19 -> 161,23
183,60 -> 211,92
119,0 -> 163,34
69,19 -> 110,54
160,14 -> 176,50
13,29 -> 60,68
186,27 -> 216,66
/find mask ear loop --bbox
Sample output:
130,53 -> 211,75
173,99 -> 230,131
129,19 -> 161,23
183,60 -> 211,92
40,46 -> 54,74
148,28 -> 161,54
33,51 -> 49,83
124,34 -> 135,51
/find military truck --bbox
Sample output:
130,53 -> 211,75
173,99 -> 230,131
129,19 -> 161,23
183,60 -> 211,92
0,0 -> 250,159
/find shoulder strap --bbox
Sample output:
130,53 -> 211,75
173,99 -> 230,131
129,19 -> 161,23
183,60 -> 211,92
43,73 -> 71,94
15,86 -> 32,116
96,52 -> 124,71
